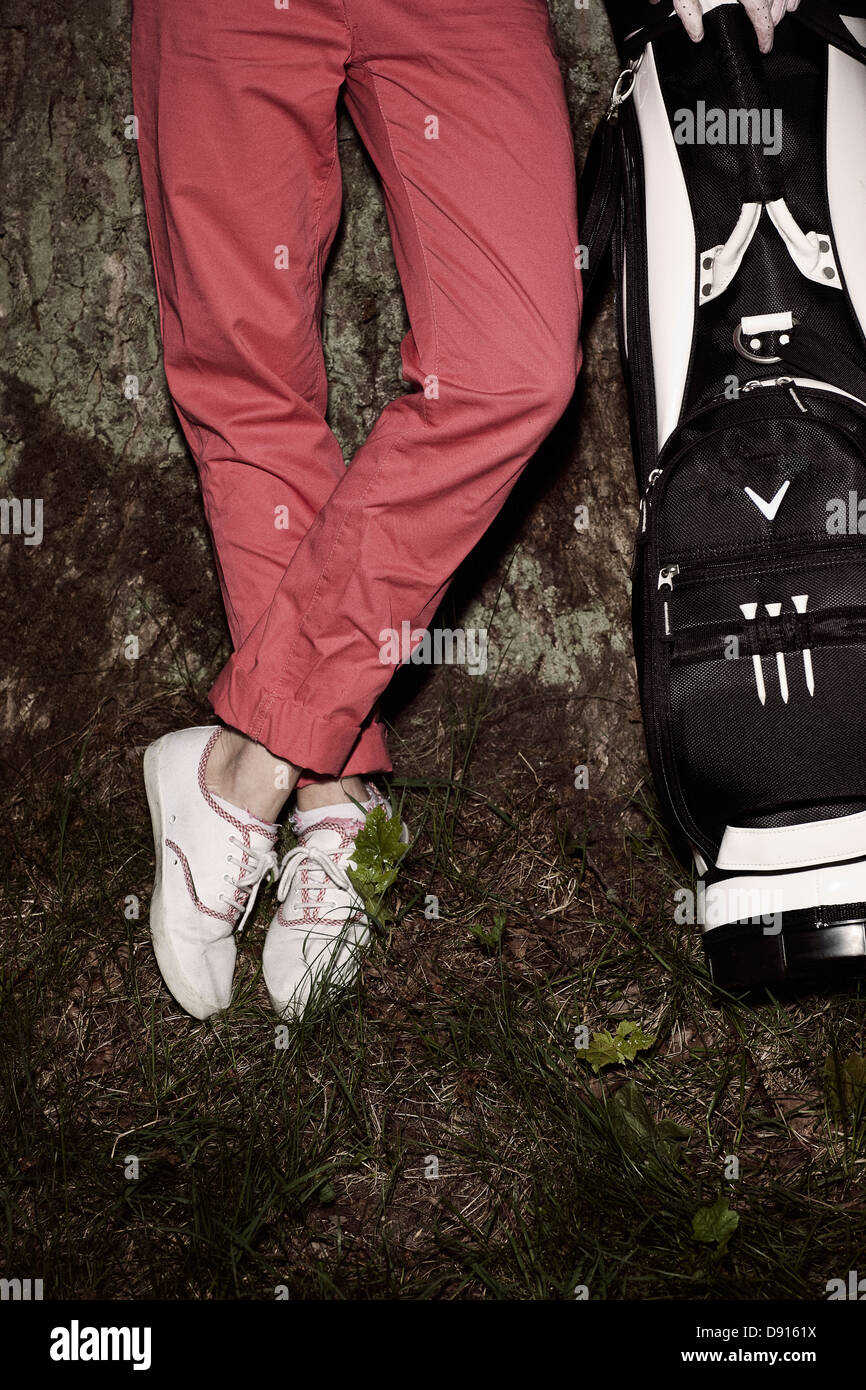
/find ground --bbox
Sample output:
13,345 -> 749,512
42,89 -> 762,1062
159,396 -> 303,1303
5,681 -> 866,1298
1,1 -> 866,1301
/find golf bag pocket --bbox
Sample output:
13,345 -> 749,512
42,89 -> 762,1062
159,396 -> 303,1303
643,383 -> 866,859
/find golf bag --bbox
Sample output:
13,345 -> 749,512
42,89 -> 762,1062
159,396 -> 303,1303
580,1 -> 866,986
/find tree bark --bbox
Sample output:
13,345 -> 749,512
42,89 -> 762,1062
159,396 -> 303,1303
0,0 -> 643,841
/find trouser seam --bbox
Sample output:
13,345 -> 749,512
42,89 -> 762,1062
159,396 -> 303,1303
337,0 -> 355,56
365,68 -> 440,424
307,139 -> 341,411
263,426 -> 411,710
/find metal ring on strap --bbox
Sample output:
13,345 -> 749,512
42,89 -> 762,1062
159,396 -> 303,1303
610,67 -> 638,106
732,323 -> 783,365
605,54 -> 644,119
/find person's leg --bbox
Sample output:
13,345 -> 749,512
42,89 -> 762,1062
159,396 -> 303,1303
207,0 -> 582,771
132,0 -> 385,823
259,0 -> 582,1016
132,0 -> 392,1016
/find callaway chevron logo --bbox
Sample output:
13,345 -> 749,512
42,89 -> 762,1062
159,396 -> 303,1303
744,479 -> 790,520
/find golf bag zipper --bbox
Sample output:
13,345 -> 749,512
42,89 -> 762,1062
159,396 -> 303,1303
640,378 -> 866,532
657,536 -> 866,601
745,378 -> 810,413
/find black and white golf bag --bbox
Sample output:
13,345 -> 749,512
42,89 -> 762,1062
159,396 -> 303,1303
580,1 -> 866,987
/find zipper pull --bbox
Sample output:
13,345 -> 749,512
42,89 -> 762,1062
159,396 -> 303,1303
657,564 -> 679,591
742,376 -> 810,412
641,468 -> 662,533
776,377 -> 809,413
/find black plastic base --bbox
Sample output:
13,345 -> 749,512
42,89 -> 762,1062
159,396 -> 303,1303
704,908 -> 866,992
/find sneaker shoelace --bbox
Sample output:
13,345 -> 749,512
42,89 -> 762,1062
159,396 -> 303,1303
219,836 -> 279,934
275,843 -> 363,930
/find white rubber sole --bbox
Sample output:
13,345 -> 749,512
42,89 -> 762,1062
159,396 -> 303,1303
143,737 -> 230,1021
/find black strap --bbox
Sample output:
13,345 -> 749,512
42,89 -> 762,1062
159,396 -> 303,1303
577,110 -> 624,303
778,324 -> 866,404
792,1 -> 866,67
576,1 -> 786,299
603,1 -> 681,59
704,4 -> 785,205
576,7 -> 681,300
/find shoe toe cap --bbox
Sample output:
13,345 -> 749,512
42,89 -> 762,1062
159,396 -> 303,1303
263,921 -> 369,1017
153,923 -> 237,1019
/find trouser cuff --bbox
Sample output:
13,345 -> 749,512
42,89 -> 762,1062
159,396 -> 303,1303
208,660 -> 392,781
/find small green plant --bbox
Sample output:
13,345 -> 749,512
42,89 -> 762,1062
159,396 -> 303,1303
347,805 -> 408,924
692,1196 -> 739,1252
469,910 -> 507,951
824,1051 -> 866,1118
576,1020 -> 655,1073
606,1081 -> 691,1173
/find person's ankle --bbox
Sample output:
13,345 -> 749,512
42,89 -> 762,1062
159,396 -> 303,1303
205,728 -> 298,824
295,776 -> 370,814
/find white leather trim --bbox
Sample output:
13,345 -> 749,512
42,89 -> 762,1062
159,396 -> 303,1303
717,812 -> 866,871
704,858 -> 866,930
827,47 -> 866,335
840,16 -> 866,46
699,203 -> 762,304
634,45 -> 696,450
765,199 -> 841,288
741,311 -> 793,334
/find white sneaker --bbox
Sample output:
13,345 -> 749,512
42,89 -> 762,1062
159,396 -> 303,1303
262,785 -> 405,1019
144,726 -> 279,1019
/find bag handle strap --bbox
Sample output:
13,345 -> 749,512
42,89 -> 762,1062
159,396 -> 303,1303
791,2 -> 866,68
777,324 -> 866,403
576,1 -> 684,297
578,2 -> 784,298
703,4 -> 786,206
577,58 -> 645,302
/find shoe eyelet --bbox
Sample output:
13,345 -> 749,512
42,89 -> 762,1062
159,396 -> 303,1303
169,814 -> 176,824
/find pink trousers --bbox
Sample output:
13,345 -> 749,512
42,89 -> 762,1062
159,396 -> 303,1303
131,0 -> 581,781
